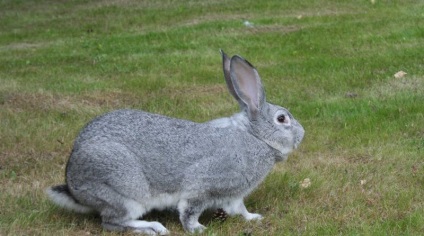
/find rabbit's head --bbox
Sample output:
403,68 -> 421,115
221,50 -> 304,161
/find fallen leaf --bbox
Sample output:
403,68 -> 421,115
243,20 -> 254,28
300,178 -> 311,188
394,71 -> 407,79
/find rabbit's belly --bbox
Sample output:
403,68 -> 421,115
144,192 -> 182,211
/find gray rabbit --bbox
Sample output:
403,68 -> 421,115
46,50 -> 305,235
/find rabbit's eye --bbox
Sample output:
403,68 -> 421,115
277,115 -> 286,123
275,113 -> 291,125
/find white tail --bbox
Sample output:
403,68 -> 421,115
46,186 -> 93,214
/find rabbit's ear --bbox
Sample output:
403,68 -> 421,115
230,55 -> 266,120
220,50 -> 244,108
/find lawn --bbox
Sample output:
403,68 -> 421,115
0,0 -> 423,235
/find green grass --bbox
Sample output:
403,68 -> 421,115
1,0 -> 423,235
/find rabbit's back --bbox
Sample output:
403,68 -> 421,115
72,109 -> 239,163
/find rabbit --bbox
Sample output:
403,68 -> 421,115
46,50 -> 305,235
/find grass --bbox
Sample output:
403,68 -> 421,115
1,0 -> 423,235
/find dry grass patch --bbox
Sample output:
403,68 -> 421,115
370,76 -> 424,98
0,42 -> 50,51
154,83 -> 227,100
1,90 -> 139,114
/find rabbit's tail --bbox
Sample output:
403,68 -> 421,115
46,184 -> 93,213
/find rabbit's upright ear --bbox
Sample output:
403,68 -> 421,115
220,50 -> 244,108
230,55 -> 266,121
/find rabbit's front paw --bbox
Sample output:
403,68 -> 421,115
244,213 -> 263,221
187,223 -> 206,234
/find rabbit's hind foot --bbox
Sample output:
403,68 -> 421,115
102,220 -> 169,235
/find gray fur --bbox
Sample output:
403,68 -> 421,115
46,51 -> 304,235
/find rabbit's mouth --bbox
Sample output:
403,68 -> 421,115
294,141 -> 301,149
275,152 -> 289,162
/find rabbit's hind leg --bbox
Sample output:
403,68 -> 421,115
99,193 -> 169,235
75,183 -> 169,235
